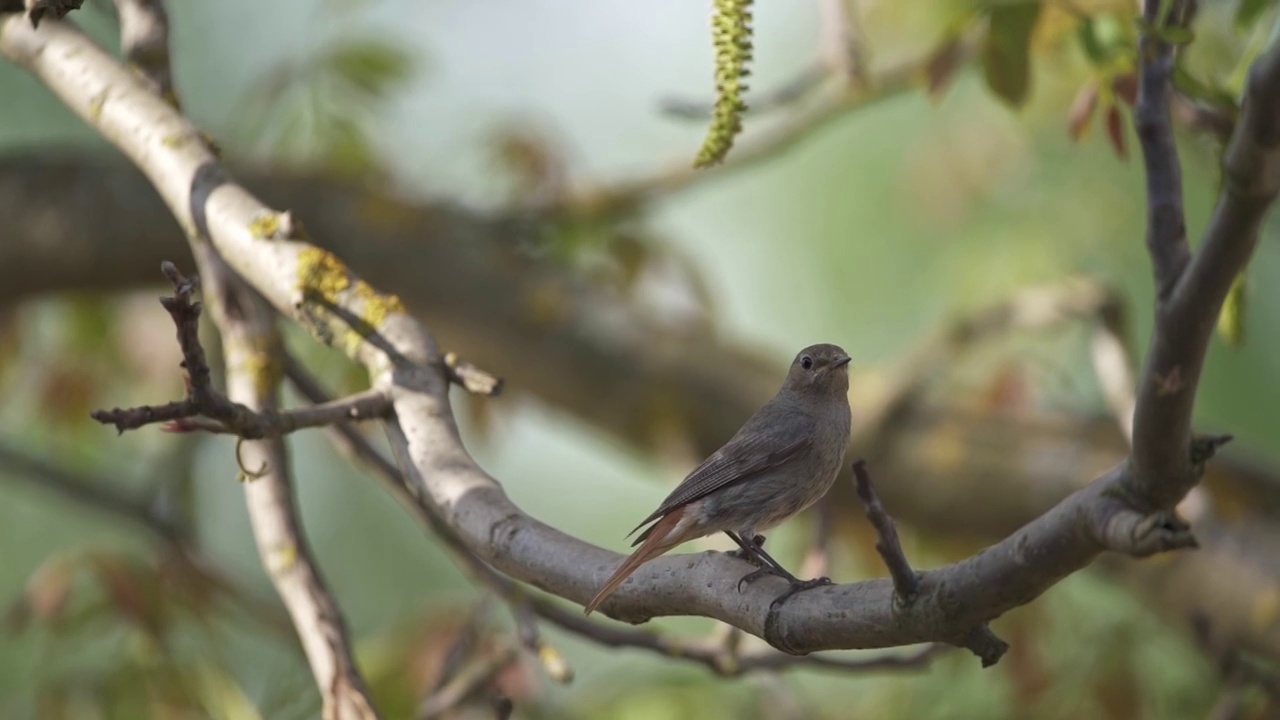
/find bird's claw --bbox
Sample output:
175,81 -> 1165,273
769,576 -> 834,610
736,566 -> 780,593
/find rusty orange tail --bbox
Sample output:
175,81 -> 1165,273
584,508 -> 688,615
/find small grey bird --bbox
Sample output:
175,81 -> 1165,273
584,343 -> 852,615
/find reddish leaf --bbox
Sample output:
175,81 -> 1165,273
1111,72 -> 1138,107
1106,104 -> 1128,160
1068,79 -> 1100,141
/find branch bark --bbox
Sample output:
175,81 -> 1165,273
3,11 -> 1279,668
198,252 -> 380,720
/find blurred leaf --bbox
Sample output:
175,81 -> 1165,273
1111,72 -> 1138,107
87,554 -> 166,640
611,233 -> 651,290
1105,103 -> 1128,160
318,113 -> 379,176
326,38 -> 414,99
1218,272 -> 1247,348
926,36 -> 966,103
190,663 -> 265,720
1173,62 -> 1240,114
1068,78 -> 1100,141
1077,16 -> 1114,64
7,553 -> 79,633
38,363 -> 101,427
1237,0 -> 1278,29
981,2 -> 1043,107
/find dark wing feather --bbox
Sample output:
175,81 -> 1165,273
628,407 -> 813,543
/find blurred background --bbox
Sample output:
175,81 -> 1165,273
2,0 -> 1279,718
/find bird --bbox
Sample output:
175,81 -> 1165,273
584,343 -> 852,615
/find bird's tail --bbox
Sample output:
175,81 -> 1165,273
584,507 -> 689,615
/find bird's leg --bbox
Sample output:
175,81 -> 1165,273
726,532 -> 834,604
723,531 -> 769,562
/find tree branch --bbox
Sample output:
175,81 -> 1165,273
1134,0 -> 1192,296
1131,4 -> 1280,509
89,263 -> 391,436
198,253 -> 380,720
6,11 -> 1279,668
112,0 -> 174,103
851,460 -> 920,604
286,352 -> 944,678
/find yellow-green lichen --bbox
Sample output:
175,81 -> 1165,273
295,246 -> 404,356
249,212 -> 284,240
694,0 -> 753,168
88,90 -> 108,120
238,347 -> 284,399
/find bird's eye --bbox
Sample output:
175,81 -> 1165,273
801,355 -> 813,370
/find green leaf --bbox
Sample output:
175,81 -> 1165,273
1218,272 -> 1247,348
1077,18 -> 1108,64
981,2 -> 1043,107
326,39 -> 413,99
1236,0 -> 1277,29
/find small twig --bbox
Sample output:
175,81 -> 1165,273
818,0 -> 865,85
8,0 -> 82,27
660,64 -> 827,120
112,0 -> 174,104
570,51 -> 935,218
419,644 -> 518,720
851,460 -> 920,604
443,352 -> 504,397
91,262 -> 391,437
0,440 -> 297,638
0,441 -> 178,542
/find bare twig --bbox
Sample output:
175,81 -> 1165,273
112,0 -> 174,103
443,351 -> 504,397
91,263 -> 391,436
572,52 -> 934,217
0,440 -> 296,637
818,0 -> 864,84
0,441 -> 178,541
851,460 -> 920,604
0,0 -> 82,27
660,64 -> 827,120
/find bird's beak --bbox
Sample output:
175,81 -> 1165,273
833,355 -> 852,368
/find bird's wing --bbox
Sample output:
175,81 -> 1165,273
628,409 -> 813,540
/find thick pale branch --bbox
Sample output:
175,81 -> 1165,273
201,254 -> 380,720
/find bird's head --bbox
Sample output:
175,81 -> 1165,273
782,343 -> 851,396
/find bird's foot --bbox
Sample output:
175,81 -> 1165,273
769,576 -> 834,610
